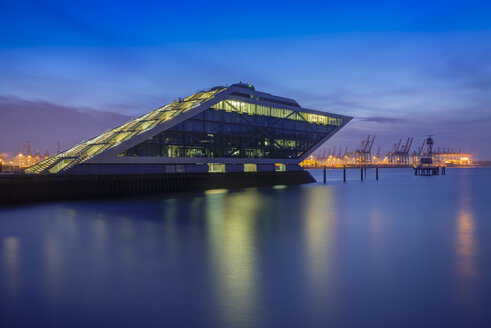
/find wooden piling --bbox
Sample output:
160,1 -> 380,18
361,168 -> 364,181
376,167 -> 379,180
343,166 -> 346,182
323,165 -> 326,184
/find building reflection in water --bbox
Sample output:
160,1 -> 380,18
117,216 -> 137,281
302,187 -> 336,318
456,209 -> 477,279
455,175 -> 480,311
162,198 -> 179,264
91,214 -> 109,275
43,233 -> 63,297
206,189 -> 261,328
304,187 -> 334,291
455,176 -> 478,279
2,237 -> 20,301
41,208 -> 80,298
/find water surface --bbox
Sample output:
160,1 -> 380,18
1,168 -> 491,327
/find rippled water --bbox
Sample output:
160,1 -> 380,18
1,168 -> 491,327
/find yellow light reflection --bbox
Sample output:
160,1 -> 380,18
304,188 -> 334,292
454,175 -> 480,310
204,189 -> 229,195
302,186 -> 336,323
456,209 -> 477,279
455,173 -> 478,281
206,190 -> 260,327
273,185 -> 287,189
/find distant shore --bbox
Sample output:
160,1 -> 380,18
303,163 -> 491,169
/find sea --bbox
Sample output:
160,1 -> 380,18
1,168 -> 490,327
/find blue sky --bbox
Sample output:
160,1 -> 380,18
1,0 -> 490,158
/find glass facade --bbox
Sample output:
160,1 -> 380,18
213,100 -> 343,126
26,88 -> 225,174
26,85 -> 349,174
120,107 -> 336,159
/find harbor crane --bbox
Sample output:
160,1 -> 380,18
389,137 -> 413,165
355,135 -> 375,164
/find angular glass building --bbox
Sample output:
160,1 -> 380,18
26,83 -> 352,175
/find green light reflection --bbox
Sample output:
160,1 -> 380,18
206,190 -> 261,328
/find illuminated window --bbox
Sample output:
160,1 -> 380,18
244,164 -> 257,172
209,163 -> 226,173
48,159 -> 74,173
275,163 -> 286,171
212,100 -> 341,126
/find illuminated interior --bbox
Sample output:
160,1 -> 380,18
25,88 -> 225,174
121,107 -> 336,159
25,83 -> 351,174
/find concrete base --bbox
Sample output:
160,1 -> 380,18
0,171 -> 315,206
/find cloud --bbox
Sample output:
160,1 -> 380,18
358,116 -> 420,124
0,96 -> 131,155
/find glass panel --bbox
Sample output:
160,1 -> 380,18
48,159 -> 74,174
275,163 -> 286,171
244,164 -> 257,172
120,108 -> 331,160
26,87 -> 226,174
212,100 -> 342,126
209,163 -> 226,173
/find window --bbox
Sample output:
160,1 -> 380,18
275,163 -> 286,171
120,109 -> 330,160
244,163 -> 257,172
209,163 -> 226,173
212,100 -> 341,126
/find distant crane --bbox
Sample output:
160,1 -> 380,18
401,137 -> 413,164
413,138 -> 426,164
389,137 -> 413,164
24,140 -> 32,156
375,145 -> 381,158
355,135 -> 375,164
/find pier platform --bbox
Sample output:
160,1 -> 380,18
414,166 -> 445,176
0,171 -> 315,205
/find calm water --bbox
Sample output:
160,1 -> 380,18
1,168 -> 491,327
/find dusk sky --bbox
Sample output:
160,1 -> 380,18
1,0 -> 490,158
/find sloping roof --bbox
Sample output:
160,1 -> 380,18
25,87 -> 226,174
26,83 -> 352,174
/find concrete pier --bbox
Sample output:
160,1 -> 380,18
414,166 -> 440,176
0,171 -> 315,206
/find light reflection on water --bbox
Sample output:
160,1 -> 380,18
456,209 -> 477,279
454,173 -> 481,316
42,234 -> 63,297
206,190 -> 261,327
2,237 -> 20,302
1,168 -> 491,327
304,187 -> 334,297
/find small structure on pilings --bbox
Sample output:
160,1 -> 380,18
414,135 -> 445,176
355,135 -> 375,165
